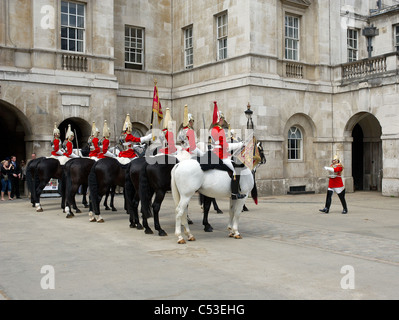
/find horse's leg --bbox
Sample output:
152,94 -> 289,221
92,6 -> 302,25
81,185 -> 89,208
202,196 -> 213,232
110,185 -> 117,211
103,190 -> 110,210
228,199 -> 244,239
70,184 -> 81,214
35,178 -> 50,212
175,197 -> 195,244
152,191 -> 167,237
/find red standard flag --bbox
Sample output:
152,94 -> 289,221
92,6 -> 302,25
152,85 -> 163,124
236,137 -> 261,171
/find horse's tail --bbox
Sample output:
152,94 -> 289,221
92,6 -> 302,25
88,162 -> 99,214
138,162 -> 154,219
170,164 -> 180,207
251,173 -> 258,205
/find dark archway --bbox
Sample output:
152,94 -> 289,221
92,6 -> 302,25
347,112 -> 382,191
59,118 -> 91,150
0,100 -> 31,162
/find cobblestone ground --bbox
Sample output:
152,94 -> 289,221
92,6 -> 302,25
0,191 -> 398,300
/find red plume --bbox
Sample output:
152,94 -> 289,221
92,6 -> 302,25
212,101 -> 219,125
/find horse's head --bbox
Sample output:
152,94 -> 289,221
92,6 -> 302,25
257,141 -> 266,165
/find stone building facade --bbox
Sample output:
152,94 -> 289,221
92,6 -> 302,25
0,0 -> 398,197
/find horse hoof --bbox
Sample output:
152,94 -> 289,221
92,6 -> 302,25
234,234 -> 243,239
177,239 -> 186,244
158,230 -> 168,237
75,209 -> 81,214
229,233 -> 234,238
112,208 -> 117,212
204,226 -> 213,233
105,207 -> 110,211
66,214 -> 74,219
89,218 -> 97,223
129,223 -> 137,229
145,229 -> 154,235
36,208 -> 43,213
97,219 -> 105,223
188,236 -> 196,242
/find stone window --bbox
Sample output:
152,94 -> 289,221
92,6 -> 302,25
184,26 -> 193,69
125,26 -> 144,70
285,15 -> 299,61
347,28 -> 358,62
395,25 -> 399,52
216,12 -> 228,61
288,126 -> 302,160
61,1 -> 85,53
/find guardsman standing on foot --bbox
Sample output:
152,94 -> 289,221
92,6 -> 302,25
88,122 -> 101,158
119,114 -> 152,159
319,154 -> 348,214
211,102 -> 244,200
159,108 -> 178,155
98,120 -> 116,159
51,124 -> 64,157
63,125 -> 80,159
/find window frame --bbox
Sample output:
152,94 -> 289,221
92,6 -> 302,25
288,126 -> 303,161
394,25 -> 399,52
125,25 -> 145,70
61,1 -> 86,53
347,28 -> 358,62
184,26 -> 194,69
216,12 -> 228,61
284,15 -> 300,61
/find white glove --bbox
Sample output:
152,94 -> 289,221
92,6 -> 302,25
228,142 -> 244,152
56,150 -> 64,156
140,133 -> 152,143
324,166 -> 334,172
70,153 -> 80,159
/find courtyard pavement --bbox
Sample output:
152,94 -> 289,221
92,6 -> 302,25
0,191 -> 398,301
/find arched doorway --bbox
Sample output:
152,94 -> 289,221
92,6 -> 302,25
0,100 -> 31,162
59,118 -> 91,150
347,112 -> 382,191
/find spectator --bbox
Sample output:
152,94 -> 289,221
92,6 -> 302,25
1,159 -> 13,201
10,156 -> 21,199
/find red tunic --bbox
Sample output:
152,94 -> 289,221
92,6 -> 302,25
211,125 -> 229,160
51,138 -> 62,156
97,138 -> 110,159
63,141 -> 74,158
328,164 -> 344,189
184,127 -> 197,153
159,129 -> 177,154
119,133 -> 141,158
89,137 -> 101,157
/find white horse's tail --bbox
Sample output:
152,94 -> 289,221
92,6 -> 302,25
171,164 -> 180,207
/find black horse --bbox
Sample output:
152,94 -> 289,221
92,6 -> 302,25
26,157 -> 64,212
63,157 -> 95,218
125,154 -> 178,236
88,157 -> 128,223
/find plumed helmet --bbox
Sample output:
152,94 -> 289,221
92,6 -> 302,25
103,120 -> 110,138
91,121 -> 100,136
123,114 -> 132,133
66,124 -> 74,140
183,105 -> 189,127
333,154 -> 340,162
163,108 -> 173,130
53,123 -> 60,136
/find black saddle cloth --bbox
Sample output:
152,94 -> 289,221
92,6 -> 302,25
195,151 -> 235,176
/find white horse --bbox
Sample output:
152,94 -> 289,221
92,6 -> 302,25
171,159 -> 256,244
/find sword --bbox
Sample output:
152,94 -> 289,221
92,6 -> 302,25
74,129 -> 79,156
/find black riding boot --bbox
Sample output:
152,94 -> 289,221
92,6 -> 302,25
319,190 -> 333,213
338,189 -> 348,214
231,175 -> 245,200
